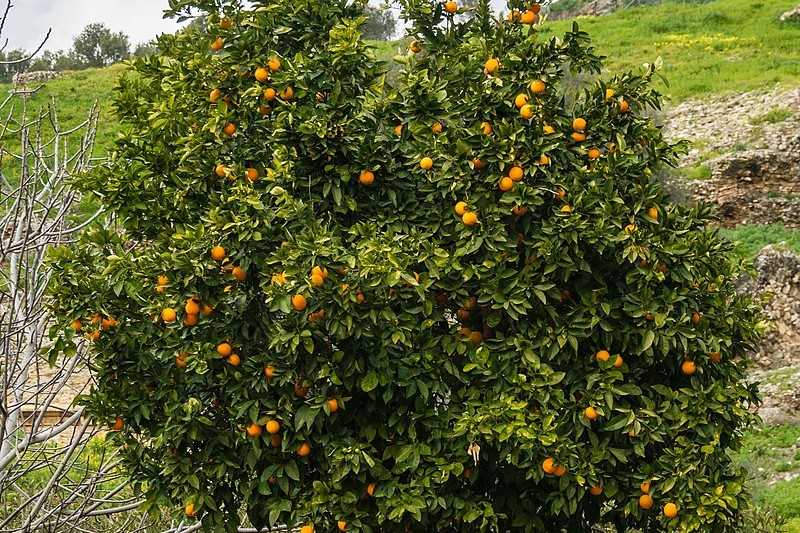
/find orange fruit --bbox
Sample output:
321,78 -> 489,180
512,205 -> 529,217
327,398 -> 339,413
498,177 -> 514,192
227,353 -> 241,366
264,365 -> 275,380
454,201 -> 468,216
572,117 -> 587,131
112,416 -> 124,431
185,501 -> 197,517
484,58 -> 500,74
209,88 -> 222,103
640,480 -> 651,494
157,274 -> 168,286
554,465 -> 567,477
70,319 -> 82,332
246,423 -> 262,438
297,442 -> 312,457
710,351 -> 722,363
184,313 -> 199,327
311,266 -> 328,280
176,352 -> 188,369
87,330 -> 101,342
214,164 -> 227,178
200,304 -> 213,316
394,124 -> 403,135
280,86 -> 294,100
614,354 -> 624,368
584,406 -> 598,421
265,420 -> 281,434
359,170 -> 375,186
514,93 -> 529,109
480,121 -> 493,135
624,223 -> 637,235
420,157 -> 433,170
620,99 -> 630,113
356,291 -> 365,304
217,342 -> 233,357
337,521 -> 347,531
681,360 -> 697,376
571,132 -> 586,142
210,37 -> 224,51
431,121 -> 444,134
542,457 -> 556,475
366,482 -> 377,496
508,166 -> 524,181
272,272 -> 287,285
310,273 -> 325,287
299,526 -> 314,533
520,9 -> 537,24
560,204 -> 573,214
444,1 -> 457,14
647,206 -> 659,220
691,311 -> 702,326
161,308 -> 177,323
232,266 -> 247,281
223,123 -> 237,136
270,433 -> 282,448
639,494 -> 654,510
663,502 -> 678,519
185,299 -> 200,315
472,158 -> 486,170
530,79 -> 546,94
589,485 -> 603,496
588,148 -> 601,160
595,350 -> 610,362
543,124 -> 556,135
246,168 -> 259,182
468,331 -> 483,345
292,294 -> 308,311
263,87 -> 277,101
255,67 -> 269,82
538,154 -> 550,166
530,3 -> 542,14
520,104 -> 534,120
268,57 -> 281,72
462,211 -> 478,226
408,40 -> 422,53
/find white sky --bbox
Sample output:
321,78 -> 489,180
4,0 -> 511,54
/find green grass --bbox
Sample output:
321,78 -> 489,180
749,107 -> 795,125
720,224 -> 800,258
733,424 -> 800,525
542,0 -> 800,102
681,163 -> 712,180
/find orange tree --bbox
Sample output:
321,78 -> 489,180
46,0 -> 762,531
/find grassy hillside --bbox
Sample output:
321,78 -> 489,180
542,0 -> 800,102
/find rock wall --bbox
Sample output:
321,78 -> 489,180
12,70 -> 60,86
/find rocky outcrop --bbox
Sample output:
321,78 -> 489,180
780,5 -> 800,22
13,70 -> 60,87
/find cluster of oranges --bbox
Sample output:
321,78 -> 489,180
638,481 -> 679,519
71,312 -> 117,343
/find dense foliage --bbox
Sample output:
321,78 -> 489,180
47,0 -> 763,531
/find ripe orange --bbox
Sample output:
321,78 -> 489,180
639,494 -> 654,510
280,86 -> 294,100
530,3 -> 542,14
394,123 -> 404,135
299,526 -> 314,533
498,177 -> 514,192
210,37 -> 224,51
266,420 -> 281,434
311,266 -> 328,280
272,272 -> 287,285
263,87 -> 277,101
223,123 -> 237,136
71,319 -> 82,332
431,121 -> 444,134
112,416 -> 124,431
200,304 -> 213,316
227,353 -> 241,366
246,423 -> 262,438
217,342 -> 233,358
595,350 -> 610,362
554,465 -> 567,477
366,482 -> 377,496
484,58 -> 499,74
210,88 -> 222,103
520,9 -> 537,24
359,170 -> 375,186
268,57 -> 281,72
176,352 -> 188,369
264,365 -> 275,380
337,521 -> 347,531
327,398 -> 339,413
520,104 -> 534,120
472,158 -> 485,170
161,308 -> 177,323
710,351 -> 722,363
620,99 -> 630,113
640,480 -> 651,494
270,433 -> 282,448
647,206 -> 659,220
232,266 -> 247,281
255,67 -> 269,82
454,201 -> 468,216
589,485 -> 603,496
480,121 -> 493,135
514,93 -> 529,109
462,211 -> 478,226
605,88 -> 616,100
297,442 -> 312,457
588,147 -> 601,160
408,40 -> 422,53
530,79 -> 546,94
560,204 -> 573,215
246,168 -> 259,182
292,294 -> 308,311
185,501 -> 197,517
310,273 -> 325,287
420,157 -> 433,170
184,313 -> 198,327
444,1 -> 458,14
185,299 -> 200,315
538,154 -> 550,166
87,330 -> 101,342
663,502 -> 678,519
356,291 -> 366,304
584,406 -> 598,421
571,132 -> 586,142
572,117 -> 587,131
214,164 -> 227,178
614,355 -> 624,368
542,457 -> 556,475
543,124 -> 556,135
508,165 -> 524,181
157,274 -> 168,286
681,360 -> 697,376
691,311 -> 702,326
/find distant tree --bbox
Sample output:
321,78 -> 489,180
134,40 -> 159,57
72,23 -> 130,67
362,4 -> 396,40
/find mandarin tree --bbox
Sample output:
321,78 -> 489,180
46,0 -> 762,531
